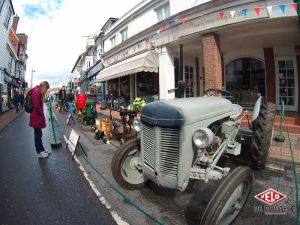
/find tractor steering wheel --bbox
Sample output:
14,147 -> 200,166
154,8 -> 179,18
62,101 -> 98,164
204,88 -> 235,102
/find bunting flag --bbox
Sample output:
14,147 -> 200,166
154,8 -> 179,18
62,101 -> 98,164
219,11 -> 225,19
254,7 -> 261,16
279,4 -> 286,13
267,5 -> 273,14
181,18 -> 189,24
291,3 -> 298,12
241,8 -> 248,16
230,10 -> 236,17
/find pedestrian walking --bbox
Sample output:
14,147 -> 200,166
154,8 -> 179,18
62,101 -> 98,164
58,86 -> 66,113
13,90 -> 20,113
66,90 -> 75,125
19,91 -> 25,110
29,81 -> 50,158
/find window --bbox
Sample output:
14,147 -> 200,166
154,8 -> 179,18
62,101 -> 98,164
110,35 -> 116,48
120,27 -> 128,42
276,58 -> 297,110
185,66 -> 194,98
0,0 -> 5,15
225,58 -> 265,107
7,51 -> 13,73
4,6 -> 12,28
155,3 -> 170,22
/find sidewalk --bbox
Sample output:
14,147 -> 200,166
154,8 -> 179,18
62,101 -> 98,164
0,109 -> 23,132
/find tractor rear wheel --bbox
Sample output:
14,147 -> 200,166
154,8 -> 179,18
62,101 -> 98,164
249,102 -> 275,169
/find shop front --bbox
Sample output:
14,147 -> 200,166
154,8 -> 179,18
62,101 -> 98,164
148,0 -> 299,111
96,51 -> 159,102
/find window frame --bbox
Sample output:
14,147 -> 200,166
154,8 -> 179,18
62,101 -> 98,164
110,35 -> 116,48
155,3 -> 170,22
120,27 -> 128,43
4,6 -> 12,29
0,0 -> 5,16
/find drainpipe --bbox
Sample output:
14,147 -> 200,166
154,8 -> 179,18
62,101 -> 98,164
178,44 -> 185,98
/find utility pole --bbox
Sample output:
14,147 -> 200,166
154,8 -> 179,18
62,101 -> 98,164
30,69 -> 35,88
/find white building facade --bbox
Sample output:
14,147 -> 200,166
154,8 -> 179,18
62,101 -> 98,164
92,0 -> 300,112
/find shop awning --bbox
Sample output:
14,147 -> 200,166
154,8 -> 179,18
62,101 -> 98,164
95,51 -> 159,82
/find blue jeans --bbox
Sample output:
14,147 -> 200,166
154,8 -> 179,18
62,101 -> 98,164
67,102 -> 74,115
34,128 -> 45,154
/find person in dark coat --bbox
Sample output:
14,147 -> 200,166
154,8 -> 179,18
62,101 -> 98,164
29,81 -> 50,158
19,91 -> 25,110
66,90 -> 75,125
13,90 -> 20,113
58,86 -> 66,113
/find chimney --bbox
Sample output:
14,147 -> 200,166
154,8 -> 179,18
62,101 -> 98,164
12,15 -> 19,32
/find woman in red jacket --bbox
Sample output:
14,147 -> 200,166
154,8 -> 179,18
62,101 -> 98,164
29,81 -> 50,158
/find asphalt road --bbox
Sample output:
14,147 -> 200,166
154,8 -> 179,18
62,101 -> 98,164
54,109 -> 300,225
0,110 -> 116,225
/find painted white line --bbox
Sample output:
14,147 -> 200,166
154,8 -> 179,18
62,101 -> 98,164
72,153 -> 129,225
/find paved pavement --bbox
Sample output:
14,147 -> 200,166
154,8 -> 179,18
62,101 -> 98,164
55,109 -> 300,225
0,108 -> 23,132
0,108 -> 116,225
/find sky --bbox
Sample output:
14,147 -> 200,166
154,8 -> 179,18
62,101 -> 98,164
13,0 -> 142,88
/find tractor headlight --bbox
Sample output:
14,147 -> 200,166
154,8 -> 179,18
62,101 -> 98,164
193,128 -> 214,148
133,118 -> 141,132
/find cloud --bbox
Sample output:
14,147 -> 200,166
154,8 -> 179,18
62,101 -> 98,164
13,0 -> 142,87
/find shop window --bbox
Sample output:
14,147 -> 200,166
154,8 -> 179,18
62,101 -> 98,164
225,58 -> 265,107
137,72 -> 159,99
120,76 -> 130,100
185,66 -> 194,98
108,78 -> 119,97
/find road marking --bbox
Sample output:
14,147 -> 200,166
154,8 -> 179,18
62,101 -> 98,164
73,155 -> 129,225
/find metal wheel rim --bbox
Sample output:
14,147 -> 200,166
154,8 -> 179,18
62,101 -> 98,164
216,181 -> 250,225
121,148 -> 145,185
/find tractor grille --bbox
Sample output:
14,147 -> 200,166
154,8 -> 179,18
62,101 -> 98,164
142,124 -> 155,169
160,128 -> 180,177
142,123 -> 180,177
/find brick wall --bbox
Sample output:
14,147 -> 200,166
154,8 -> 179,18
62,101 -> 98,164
263,48 -> 276,104
296,46 -> 300,112
202,33 -> 223,90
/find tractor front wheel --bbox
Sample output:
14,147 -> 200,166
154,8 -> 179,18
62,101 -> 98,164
111,138 -> 147,190
200,166 -> 253,225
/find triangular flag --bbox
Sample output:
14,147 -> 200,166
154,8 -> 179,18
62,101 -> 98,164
279,4 -> 286,13
230,10 -> 236,17
219,12 -> 225,19
267,6 -> 273,14
241,8 -> 248,16
254,7 -> 261,16
291,3 -> 298,12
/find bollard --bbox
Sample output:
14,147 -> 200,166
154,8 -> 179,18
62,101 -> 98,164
274,100 -> 285,142
49,101 -> 62,148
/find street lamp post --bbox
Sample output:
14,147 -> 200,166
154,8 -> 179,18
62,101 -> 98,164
30,69 -> 35,88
